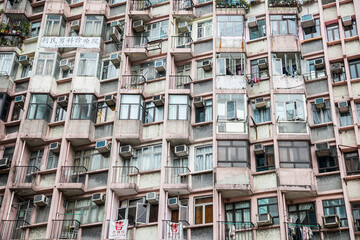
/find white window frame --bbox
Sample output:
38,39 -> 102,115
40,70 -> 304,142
216,53 -> 246,76
275,94 -> 306,122
35,52 -> 58,76
0,53 -> 17,77
77,53 -> 100,77
84,15 -> 104,37
197,20 -> 212,40
44,15 -> 66,37
195,145 -> 213,171
101,59 -> 120,80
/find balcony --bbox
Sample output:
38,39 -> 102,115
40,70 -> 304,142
6,0 -> 32,15
216,75 -> 248,90
164,166 -> 191,195
215,167 -> 252,198
129,0 -> 153,21
166,120 -> 191,142
273,75 -> 304,90
65,120 -> 95,146
0,220 -> 29,240
170,36 -> 193,61
10,166 -> 39,196
0,14 -> 30,51
173,0 -> 194,20
121,75 -> 146,90
169,75 -> 192,90
215,0 -> 250,12
51,219 -> 80,240
268,0 -> 300,8
58,166 -> 87,196
20,119 -> 48,146
0,73 -> 14,91
162,220 -> 189,240
110,166 -> 139,196
113,119 -> 143,144
217,221 -> 254,240
124,36 -> 149,62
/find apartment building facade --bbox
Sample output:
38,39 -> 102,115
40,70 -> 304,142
0,0 -> 360,239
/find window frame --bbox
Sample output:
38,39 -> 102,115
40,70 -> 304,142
326,24 -> 340,42
77,53 -> 101,78
225,201 -> 251,223
323,199 -> 348,227
74,148 -> 110,171
195,99 -> 212,123
311,100 -> 332,125
257,197 -> 279,225
35,52 -> 58,77
288,202 -> 317,226
218,141 -> 249,168
71,94 -> 97,121
194,196 -> 213,225
44,15 -> 66,37
65,198 -> 104,224
197,20 -> 212,40
195,145 -> 213,171
118,198 -> 159,225
144,101 -> 163,124
96,101 -> 115,124
278,141 -> 311,168
317,146 -> 339,173
249,19 -> 266,40
26,94 -> 54,122
344,152 -> 360,175
217,15 -> 244,37
270,15 -> 297,35
255,145 -> 275,172
119,95 -> 144,121
168,95 -> 191,120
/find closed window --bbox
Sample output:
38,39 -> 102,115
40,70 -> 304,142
279,141 -> 311,168
44,15 -> 66,36
303,58 -> 326,81
252,101 -> 271,124
46,151 -> 59,170
35,53 -> 57,76
28,150 -> 43,169
332,63 -> 346,82
125,145 -> 162,172
0,53 -> 17,77
12,103 -> 23,121
339,105 -> 352,127
21,63 -> 32,79
349,59 -> 360,79
311,100 -> 331,124
96,102 -> 115,123
276,94 -> 305,121
317,146 -> 338,173
71,94 -> 97,121
194,196 -> 213,225
303,19 -> 320,40
35,196 -> 51,223
101,60 -> 119,80
249,19 -> 266,40
218,141 -> 249,167
217,15 -> 244,37
195,146 -> 212,171
327,24 -> 339,42
144,102 -> 163,123
255,146 -> 274,172
352,203 -> 360,232
195,99 -> 212,123
344,152 -> 360,175
74,149 -> 110,171
258,197 -> 279,225
344,19 -> 357,38
250,58 -> 269,79
356,103 -> 360,122
65,198 -> 104,224
168,95 -> 191,120
2,146 -> 15,161
197,21 -> 212,39
27,94 -> 54,122
288,202 -> 316,225
197,59 -> 212,80
216,53 -> 246,76
119,95 -> 144,120
217,94 -> 246,121
225,201 -> 250,223
118,198 -> 158,225
55,104 -> 66,122
132,59 -> 166,81
323,199 -> 348,227
270,15 -> 296,35
30,22 -> 41,38
141,20 -> 169,42
77,53 -> 100,77
84,16 -> 103,37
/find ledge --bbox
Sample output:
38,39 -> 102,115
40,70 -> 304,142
247,36 -> 267,44
314,170 -> 340,177
301,36 -> 323,44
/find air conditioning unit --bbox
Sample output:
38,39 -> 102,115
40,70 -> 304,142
258,58 -> 268,69
146,192 -> 159,204
193,97 -> 204,108
34,194 -> 48,207
323,215 -> 340,228
95,140 -> 110,154
155,60 -> 166,72
315,142 -> 331,157
119,145 -> 134,158
110,27 -> 121,43
178,21 -> 190,33
314,98 -> 325,109
92,193 -> 105,205
105,95 -> 116,107
71,20 -> 80,31
57,96 -> 68,108
342,15 -> 352,27
152,95 -> 164,106
133,20 -> 145,33
168,197 -> 180,209
202,60 -> 212,71
175,145 -> 188,157
255,97 -> 267,109
109,53 -> 120,65
0,158 -> 11,169
247,16 -> 257,28
314,58 -> 324,69
60,59 -> 72,71
110,21 -> 124,34
49,142 -> 61,153
14,95 -> 25,108
19,55 -> 30,66
254,144 -> 264,155
257,213 -> 272,226
301,14 -> 315,29
331,63 -> 342,73
337,101 -> 349,113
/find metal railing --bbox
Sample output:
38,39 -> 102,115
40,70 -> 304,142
172,35 -> 193,49
13,166 -> 39,185
0,220 -> 29,240
51,219 -> 80,240
129,0 -> 152,11
165,166 -> 190,185
163,220 -> 189,240
173,0 -> 193,11
112,166 -> 139,184
121,75 -> 146,89
218,221 -> 254,240
169,75 -> 192,89
59,166 -> 87,184
268,0 -> 300,7
125,36 -> 149,48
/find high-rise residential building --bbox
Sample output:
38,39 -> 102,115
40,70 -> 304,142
0,0 -> 359,239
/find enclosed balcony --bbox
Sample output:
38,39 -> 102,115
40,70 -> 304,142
170,36 -> 193,61
124,36 -> 149,62
129,0 -> 153,21
217,221 -> 254,240
0,14 -> 30,51
164,166 -> 191,195
51,219 -> 80,240
173,0 -> 194,20
215,167 -> 252,198
0,220 -> 29,240
110,166 -> 139,196
10,166 -> 39,196
58,166 -> 87,196
121,75 -> 146,90
169,75 -> 192,90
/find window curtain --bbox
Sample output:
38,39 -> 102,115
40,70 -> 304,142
340,112 -> 352,126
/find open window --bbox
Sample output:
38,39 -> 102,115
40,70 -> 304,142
217,94 -> 246,121
272,52 -> 301,76
216,53 -> 246,76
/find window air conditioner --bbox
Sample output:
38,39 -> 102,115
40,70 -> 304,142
257,213 -> 272,226
0,158 -> 11,169
95,140 -> 111,154
146,192 -> 159,204
110,53 -> 121,65
110,27 -> 121,43
152,95 -> 164,106
14,95 -> 25,108
337,101 -> 349,113
342,16 -> 352,27
105,95 -> 116,107
175,145 -> 189,157
255,97 -> 267,109
315,142 -> 331,157
34,194 -> 48,207
119,145 -> 134,158
322,215 -> 340,228
110,21 -> 124,34
314,98 -> 325,109
71,20 -> 80,31
258,58 -> 268,69
19,55 -> 30,66
168,197 -> 180,209
193,97 -> 204,108
331,63 -> 342,73
202,60 -> 212,71
60,59 -> 72,71
247,16 -> 257,28
92,193 -> 105,205
49,142 -> 61,153
155,60 -> 166,72
301,14 -> 315,29
314,58 -> 324,69
254,144 -> 265,155
57,96 -> 68,108
133,20 -> 145,33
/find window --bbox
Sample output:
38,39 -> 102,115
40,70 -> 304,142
216,53 -> 246,76
125,145 -> 162,172
255,146 -> 274,172
140,20 -> 169,42
249,19 -> 266,40
77,53 -> 100,77
279,141 -> 311,168
217,15 -> 244,37
288,203 -> 316,225
311,100 -> 331,124
118,198 -> 158,225
225,201 -> 250,223
69,21 -> 79,37
270,15 -> 296,35
352,203 -> 360,232
317,146 -> 338,173
303,19 -> 320,40
218,141 -> 249,167
84,16 -> 104,37
74,149 -> 110,171
323,199 -> 348,227
12,103 -> 23,121
349,59 -> 360,79
35,196 -> 51,223
35,53 -> 58,76
46,151 -> 59,169
272,52 -> 301,76
194,196 -> 213,225
30,22 -> 41,38
250,58 -> 269,79
276,94 -> 305,121
119,95 -> 144,120
15,200 -> 33,223
339,106 -> 352,127
71,94 -> 97,121
217,94 -> 246,121
195,99 -> 212,123
55,104 -> 66,122
21,63 -> 32,79
303,58 -> 326,81
326,24 -> 339,42
332,63 -> 346,82
198,0 -> 211,3
27,94 -> 54,122
195,146 -> 212,171
2,146 -> 15,161
60,59 -> 74,79
168,95 -> 191,120
144,102 -> 163,123
44,15 -> 66,36
132,59 -> 166,81
197,21 -> 212,39
65,198 -> 104,224
356,103 -> 360,123
101,60 -> 120,80
252,101 -> 270,124
196,59 -> 212,80
0,93 -> 11,122
0,53 -> 17,77
258,197 -> 279,225
28,150 -> 44,169
150,0 -> 168,4
171,199 -> 188,222
344,19 -> 357,38
344,152 -> 360,175
96,102 -> 115,123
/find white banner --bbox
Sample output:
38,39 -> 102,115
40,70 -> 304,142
109,219 -> 128,239
166,222 -> 184,240
40,37 -> 101,48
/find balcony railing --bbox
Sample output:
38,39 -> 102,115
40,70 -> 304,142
13,166 -> 39,185
173,0 -> 193,11
0,220 -> 29,240
215,0 -> 250,12
169,75 -> 192,89
129,0 -> 152,11
172,35 -> 192,49
112,166 -> 139,184
268,0 -> 300,7
165,166 -> 190,184
218,221 -> 254,240
303,70 -> 327,81
163,220 -> 189,240
121,75 -> 146,90
51,219 -> 80,240
125,36 -> 149,48
59,166 -> 87,184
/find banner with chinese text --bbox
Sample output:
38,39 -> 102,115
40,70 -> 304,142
109,219 -> 128,239
40,37 -> 101,48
